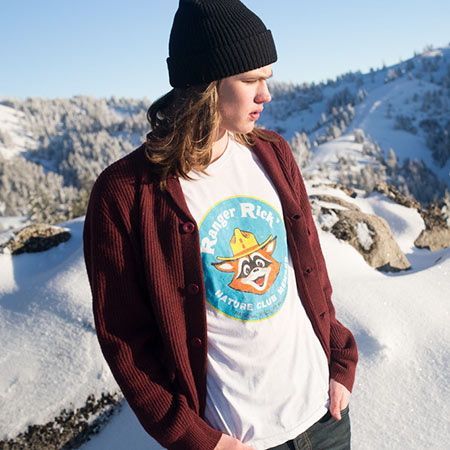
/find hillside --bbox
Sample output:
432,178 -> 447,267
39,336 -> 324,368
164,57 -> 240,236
1,46 -> 450,226
260,46 -> 450,205
1,46 -> 450,449
0,192 -> 449,449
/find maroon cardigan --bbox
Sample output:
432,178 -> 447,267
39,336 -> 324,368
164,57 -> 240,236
83,130 -> 358,450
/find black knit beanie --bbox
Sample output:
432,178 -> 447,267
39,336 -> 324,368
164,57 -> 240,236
167,0 -> 278,87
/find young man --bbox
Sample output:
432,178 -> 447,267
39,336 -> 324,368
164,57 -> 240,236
83,1 -> 358,449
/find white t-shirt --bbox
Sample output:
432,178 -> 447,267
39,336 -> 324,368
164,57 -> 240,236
179,135 -> 330,449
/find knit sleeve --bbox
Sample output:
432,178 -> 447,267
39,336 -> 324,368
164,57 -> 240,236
83,171 -> 221,450
277,134 -> 358,392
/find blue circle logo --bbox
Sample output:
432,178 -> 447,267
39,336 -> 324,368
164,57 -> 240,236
199,196 -> 288,321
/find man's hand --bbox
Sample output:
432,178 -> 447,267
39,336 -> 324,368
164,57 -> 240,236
329,378 -> 351,421
214,433 -> 255,450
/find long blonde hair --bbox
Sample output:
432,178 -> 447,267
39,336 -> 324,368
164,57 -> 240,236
145,81 -> 275,189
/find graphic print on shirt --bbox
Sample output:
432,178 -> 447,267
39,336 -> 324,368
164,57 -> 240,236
199,196 -> 288,321
212,229 -> 280,295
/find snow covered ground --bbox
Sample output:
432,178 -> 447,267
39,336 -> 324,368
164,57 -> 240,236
1,45 -> 450,449
0,218 -> 118,439
1,186 -> 449,449
260,46 -> 450,195
349,76 -> 450,184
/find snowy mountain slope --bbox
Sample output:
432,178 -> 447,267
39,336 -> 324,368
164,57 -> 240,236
307,134 -> 369,178
0,218 -> 118,439
79,189 -> 450,450
349,76 -> 450,183
81,402 -> 163,450
1,46 -> 449,223
312,186 -> 450,449
0,97 -> 148,220
322,229 -> 450,450
1,187 -> 449,449
260,45 -> 450,198
0,104 -> 36,160
263,45 -> 450,140
1,45 -> 450,449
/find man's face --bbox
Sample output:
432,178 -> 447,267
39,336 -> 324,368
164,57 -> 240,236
218,64 -> 273,135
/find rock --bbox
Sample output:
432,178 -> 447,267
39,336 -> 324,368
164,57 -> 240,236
373,182 -> 421,210
373,182 -> 450,251
311,194 -> 360,211
0,393 -> 121,450
0,224 -> 71,255
312,183 -> 358,199
332,210 -> 411,272
416,201 -> 450,251
414,227 -> 450,251
419,202 -> 448,229
311,194 -> 411,272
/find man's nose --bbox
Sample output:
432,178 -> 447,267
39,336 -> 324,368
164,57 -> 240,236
256,81 -> 271,104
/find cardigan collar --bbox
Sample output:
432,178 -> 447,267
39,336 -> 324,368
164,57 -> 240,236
147,135 -> 303,223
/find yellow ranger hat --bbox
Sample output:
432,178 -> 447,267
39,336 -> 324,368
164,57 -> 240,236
216,228 -> 273,261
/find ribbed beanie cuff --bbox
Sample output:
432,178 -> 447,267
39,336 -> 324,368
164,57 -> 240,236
167,0 -> 278,87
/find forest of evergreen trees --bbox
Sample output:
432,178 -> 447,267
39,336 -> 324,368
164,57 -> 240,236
1,48 -> 450,226
0,97 -> 149,224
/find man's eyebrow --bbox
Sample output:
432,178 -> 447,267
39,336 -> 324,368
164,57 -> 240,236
241,71 -> 273,80
257,72 -> 273,80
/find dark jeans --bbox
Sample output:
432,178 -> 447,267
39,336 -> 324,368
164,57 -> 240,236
267,406 -> 351,450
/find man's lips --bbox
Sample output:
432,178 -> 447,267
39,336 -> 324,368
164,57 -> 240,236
249,109 -> 263,120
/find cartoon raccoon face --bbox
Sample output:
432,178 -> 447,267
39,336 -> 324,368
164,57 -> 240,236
236,252 -> 273,292
213,238 -> 280,295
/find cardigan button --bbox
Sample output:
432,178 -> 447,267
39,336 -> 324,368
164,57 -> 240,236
304,267 -> 313,275
190,337 -> 202,348
182,222 -> 195,234
292,214 -> 301,220
187,283 -> 200,295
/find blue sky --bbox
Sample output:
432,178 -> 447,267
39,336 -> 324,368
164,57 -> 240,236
1,0 -> 449,101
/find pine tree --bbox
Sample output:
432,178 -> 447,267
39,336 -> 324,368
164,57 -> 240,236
289,132 -> 312,168
354,129 -> 365,143
386,148 -> 398,171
